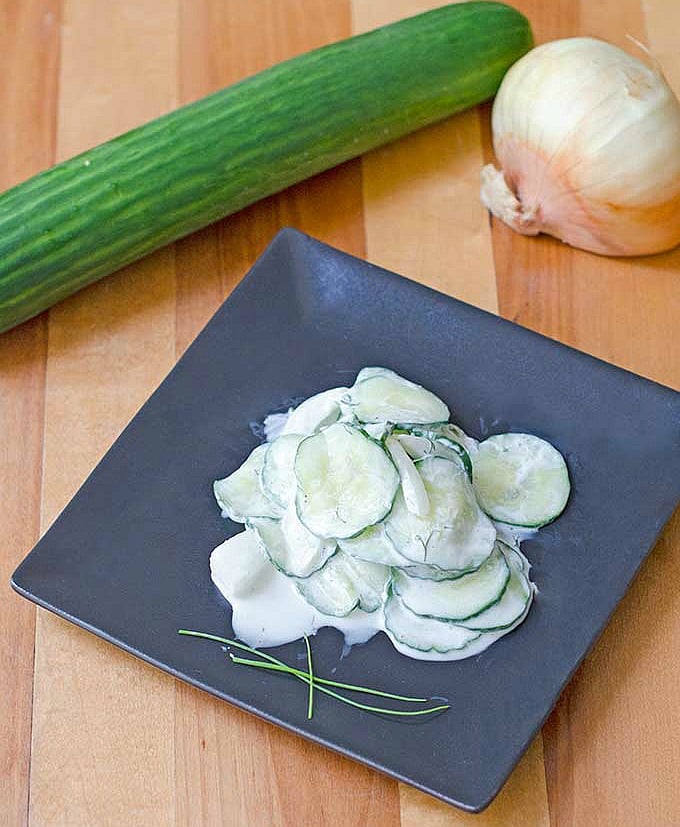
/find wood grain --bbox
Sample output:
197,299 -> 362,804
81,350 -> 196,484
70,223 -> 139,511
0,2 -> 60,824
485,3 -> 680,826
352,0 -> 498,312
400,737 -> 550,827
645,0 -> 680,93
488,0 -> 680,387
29,2 -> 179,825
2,1 -> 678,825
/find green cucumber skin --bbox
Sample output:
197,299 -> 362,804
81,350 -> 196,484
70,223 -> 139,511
0,2 -> 532,332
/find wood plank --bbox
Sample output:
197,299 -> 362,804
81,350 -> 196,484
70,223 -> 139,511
352,0 -> 498,313
488,0 -> 680,388
486,2 -> 680,825
351,2 -> 550,825
644,0 -> 680,92
29,2 -> 179,825
0,2 -> 60,823
0,321 -> 45,827
400,737 -> 549,827
173,4 -> 397,825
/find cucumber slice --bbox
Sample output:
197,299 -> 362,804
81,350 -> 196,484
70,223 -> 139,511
393,544 -> 510,621
261,434 -> 304,508
385,455 -> 496,571
214,444 -> 282,523
361,422 -> 392,441
495,534 -> 532,576
385,558 -> 533,657
384,592 -> 481,653
281,387 -> 347,436
209,529 -> 272,599
396,562 -> 471,581
250,509 -> 336,578
346,367 -> 449,425
387,608 -> 531,661
385,436 -> 429,517
338,524 -> 411,566
433,437 -> 473,482
352,366 -> 387,382
295,551 -> 390,616
409,426 -> 474,481
459,546 -> 533,631
473,433 -> 570,527
436,423 -> 480,455
295,423 -> 399,539
511,544 -> 532,577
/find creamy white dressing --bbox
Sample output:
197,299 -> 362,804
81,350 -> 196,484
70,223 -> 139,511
494,521 -> 538,547
263,412 -> 291,443
210,531 -> 381,649
209,376 -> 550,661
210,532 -> 530,662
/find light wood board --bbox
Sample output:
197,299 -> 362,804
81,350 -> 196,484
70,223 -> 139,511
1,1 -> 678,825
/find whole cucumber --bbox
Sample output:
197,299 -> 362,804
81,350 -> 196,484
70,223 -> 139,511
0,2 -> 531,332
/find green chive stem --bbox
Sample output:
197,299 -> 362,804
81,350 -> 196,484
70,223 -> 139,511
304,635 -> 314,720
229,655 -> 450,717
177,629 -> 449,717
178,629 -> 431,702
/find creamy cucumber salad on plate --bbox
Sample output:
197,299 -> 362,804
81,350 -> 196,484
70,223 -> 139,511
210,367 -> 570,661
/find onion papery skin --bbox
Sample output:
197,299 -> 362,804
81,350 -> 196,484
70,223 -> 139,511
482,38 -> 680,257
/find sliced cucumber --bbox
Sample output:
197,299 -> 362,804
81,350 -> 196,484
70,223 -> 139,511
384,592 -> 481,653
393,543 -> 510,621
295,551 -> 390,616
352,366 -> 387,382
511,543 -> 532,577
281,387 -> 347,436
385,560 -> 533,657
385,455 -> 496,571
338,523 -> 411,566
345,367 -> 449,425
436,423 -> 480,455
209,368 -> 555,659
459,546 -> 533,631
361,421 -> 393,441
250,509 -> 336,578
214,444 -> 282,523
387,610 -> 531,661
433,437 -> 473,482
295,422 -> 399,539
261,434 -> 303,508
396,562 -> 471,581
495,534 -> 532,576
408,426 -> 474,481
385,436 -> 429,517
473,433 -> 570,527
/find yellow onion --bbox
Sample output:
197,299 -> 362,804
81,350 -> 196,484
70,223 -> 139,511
481,37 -> 680,256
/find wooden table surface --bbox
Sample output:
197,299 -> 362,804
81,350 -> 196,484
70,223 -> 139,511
2,1 -> 679,825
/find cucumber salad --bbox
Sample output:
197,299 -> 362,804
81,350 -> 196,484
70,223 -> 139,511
210,367 -> 570,661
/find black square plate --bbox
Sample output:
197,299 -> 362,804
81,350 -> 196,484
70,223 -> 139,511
12,228 -> 680,812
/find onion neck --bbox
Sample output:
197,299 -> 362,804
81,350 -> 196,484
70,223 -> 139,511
480,165 -> 542,236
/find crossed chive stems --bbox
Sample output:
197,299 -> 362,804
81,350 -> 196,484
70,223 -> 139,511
178,629 -> 450,720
